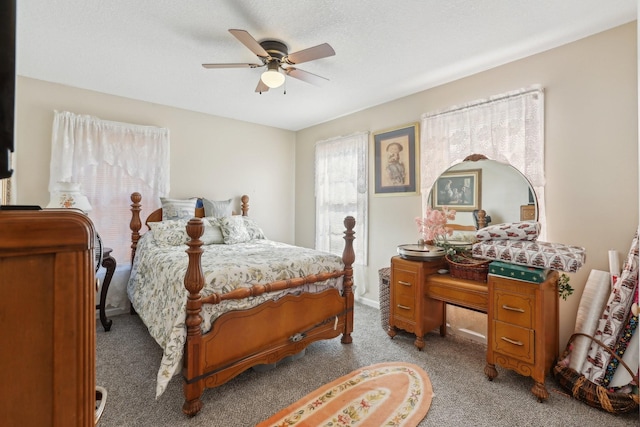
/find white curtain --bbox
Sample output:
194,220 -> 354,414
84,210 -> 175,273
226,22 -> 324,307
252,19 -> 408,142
49,110 -> 170,266
420,86 -> 546,238
315,132 -> 368,269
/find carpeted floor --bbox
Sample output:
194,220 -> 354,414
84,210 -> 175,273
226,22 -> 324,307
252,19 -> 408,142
96,302 -> 639,426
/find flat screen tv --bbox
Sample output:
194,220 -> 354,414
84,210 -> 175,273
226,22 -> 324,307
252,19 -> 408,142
0,0 -> 16,179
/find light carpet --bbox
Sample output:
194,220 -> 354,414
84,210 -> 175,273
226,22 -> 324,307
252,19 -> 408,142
257,362 -> 433,427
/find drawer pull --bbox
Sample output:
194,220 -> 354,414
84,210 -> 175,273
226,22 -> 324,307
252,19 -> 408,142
502,304 -> 525,313
397,304 -> 411,310
398,280 -> 412,287
500,336 -> 523,346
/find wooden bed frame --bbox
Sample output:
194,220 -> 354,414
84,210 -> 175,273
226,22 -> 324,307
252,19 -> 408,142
128,192 -> 356,416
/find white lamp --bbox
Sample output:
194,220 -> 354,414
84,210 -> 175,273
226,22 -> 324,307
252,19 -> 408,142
46,182 -> 92,213
261,62 -> 285,89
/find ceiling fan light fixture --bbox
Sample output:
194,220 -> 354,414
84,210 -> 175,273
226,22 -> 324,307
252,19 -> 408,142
261,62 -> 285,88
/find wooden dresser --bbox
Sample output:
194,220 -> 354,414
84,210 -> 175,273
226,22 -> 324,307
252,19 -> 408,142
387,255 -> 559,400
0,209 -> 96,426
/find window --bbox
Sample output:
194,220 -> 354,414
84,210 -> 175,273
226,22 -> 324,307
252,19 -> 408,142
48,111 -> 170,264
315,132 -> 368,266
420,86 -> 546,237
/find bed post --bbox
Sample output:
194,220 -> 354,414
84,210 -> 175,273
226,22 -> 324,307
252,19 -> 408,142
240,194 -> 249,216
130,192 -> 142,263
341,216 -> 356,344
182,218 -> 206,416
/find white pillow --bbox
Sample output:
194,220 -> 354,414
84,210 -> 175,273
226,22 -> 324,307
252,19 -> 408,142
202,198 -> 233,218
202,217 -> 225,244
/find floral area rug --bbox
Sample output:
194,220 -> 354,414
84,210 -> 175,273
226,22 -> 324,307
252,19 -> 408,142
257,362 -> 434,427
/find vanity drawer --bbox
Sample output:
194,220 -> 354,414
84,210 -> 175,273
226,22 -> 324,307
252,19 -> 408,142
393,270 -> 417,319
492,320 -> 534,364
494,291 -> 534,329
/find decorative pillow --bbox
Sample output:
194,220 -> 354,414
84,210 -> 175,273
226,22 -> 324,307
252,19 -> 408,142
218,215 -> 251,244
202,198 -> 233,218
149,218 -> 189,246
160,197 -> 197,221
242,216 -> 266,240
202,217 -> 225,244
476,221 -> 540,242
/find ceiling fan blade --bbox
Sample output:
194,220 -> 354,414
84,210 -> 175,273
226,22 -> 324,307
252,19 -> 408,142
255,78 -> 270,93
285,43 -> 335,65
285,67 -> 329,86
202,63 -> 262,69
229,29 -> 270,59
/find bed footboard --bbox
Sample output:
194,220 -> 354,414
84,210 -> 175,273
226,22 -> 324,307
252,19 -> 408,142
182,216 -> 356,416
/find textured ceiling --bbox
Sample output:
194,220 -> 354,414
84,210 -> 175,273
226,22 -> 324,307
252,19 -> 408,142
17,0 -> 637,131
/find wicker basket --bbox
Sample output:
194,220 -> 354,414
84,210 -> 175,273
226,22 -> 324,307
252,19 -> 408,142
445,253 -> 491,282
378,267 -> 391,332
553,332 -> 639,414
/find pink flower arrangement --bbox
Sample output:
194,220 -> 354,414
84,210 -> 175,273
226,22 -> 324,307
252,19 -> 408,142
415,206 -> 456,243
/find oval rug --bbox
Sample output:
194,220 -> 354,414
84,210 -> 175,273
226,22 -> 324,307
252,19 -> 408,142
257,362 -> 434,427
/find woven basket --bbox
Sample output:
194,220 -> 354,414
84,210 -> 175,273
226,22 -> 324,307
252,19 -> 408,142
445,254 -> 491,282
553,332 -> 639,414
378,267 -> 391,332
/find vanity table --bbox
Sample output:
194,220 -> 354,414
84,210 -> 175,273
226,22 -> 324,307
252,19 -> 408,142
388,255 -> 559,401
387,152 -> 560,401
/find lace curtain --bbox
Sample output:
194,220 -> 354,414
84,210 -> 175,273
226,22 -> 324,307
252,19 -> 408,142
315,132 -> 368,269
49,110 -> 170,264
420,86 -> 546,237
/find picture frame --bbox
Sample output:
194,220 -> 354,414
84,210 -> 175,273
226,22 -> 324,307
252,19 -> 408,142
373,123 -> 419,196
432,169 -> 481,211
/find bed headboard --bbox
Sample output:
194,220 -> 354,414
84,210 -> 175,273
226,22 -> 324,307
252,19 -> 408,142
129,193 -> 250,263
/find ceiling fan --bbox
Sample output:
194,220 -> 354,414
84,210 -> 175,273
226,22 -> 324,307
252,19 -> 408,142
202,29 -> 335,93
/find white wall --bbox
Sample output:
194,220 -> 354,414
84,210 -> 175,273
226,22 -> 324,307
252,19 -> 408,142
14,78 -> 297,244
295,22 -> 639,348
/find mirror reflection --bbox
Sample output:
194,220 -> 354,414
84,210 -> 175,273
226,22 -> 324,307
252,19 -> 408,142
428,157 -> 537,228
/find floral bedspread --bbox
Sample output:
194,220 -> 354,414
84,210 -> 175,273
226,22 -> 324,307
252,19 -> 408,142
127,233 -> 344,397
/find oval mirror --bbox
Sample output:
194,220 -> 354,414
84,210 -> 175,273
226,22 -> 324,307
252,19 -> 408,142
427,155 -> 537,228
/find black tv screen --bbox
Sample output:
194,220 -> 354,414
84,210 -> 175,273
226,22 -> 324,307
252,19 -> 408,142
0,0 -> 16,179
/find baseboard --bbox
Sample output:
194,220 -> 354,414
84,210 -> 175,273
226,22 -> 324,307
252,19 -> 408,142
355,296 -> 380,309
450,326 -> 487,345
96,306 -> 129,319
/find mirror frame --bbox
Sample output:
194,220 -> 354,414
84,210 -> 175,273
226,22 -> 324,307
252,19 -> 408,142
427,154 -> 538,228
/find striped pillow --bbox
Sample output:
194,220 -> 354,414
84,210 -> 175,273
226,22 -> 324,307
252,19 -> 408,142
160,197 -> 197,220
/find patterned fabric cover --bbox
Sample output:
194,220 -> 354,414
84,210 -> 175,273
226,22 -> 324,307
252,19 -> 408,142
472,239 -> 586,273
601,289 -> 638,387
476,221 -> 540,241
149,217 -> 226,245
217,215 -> 251,243
128,232 -> 344,398
581,230 -> 639,384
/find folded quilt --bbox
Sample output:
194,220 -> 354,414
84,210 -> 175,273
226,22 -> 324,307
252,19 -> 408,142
476,221 -> 540,241
471,239 -> 586,273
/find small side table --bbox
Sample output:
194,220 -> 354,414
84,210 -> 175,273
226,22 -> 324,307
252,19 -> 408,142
97,247 -> 116,331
